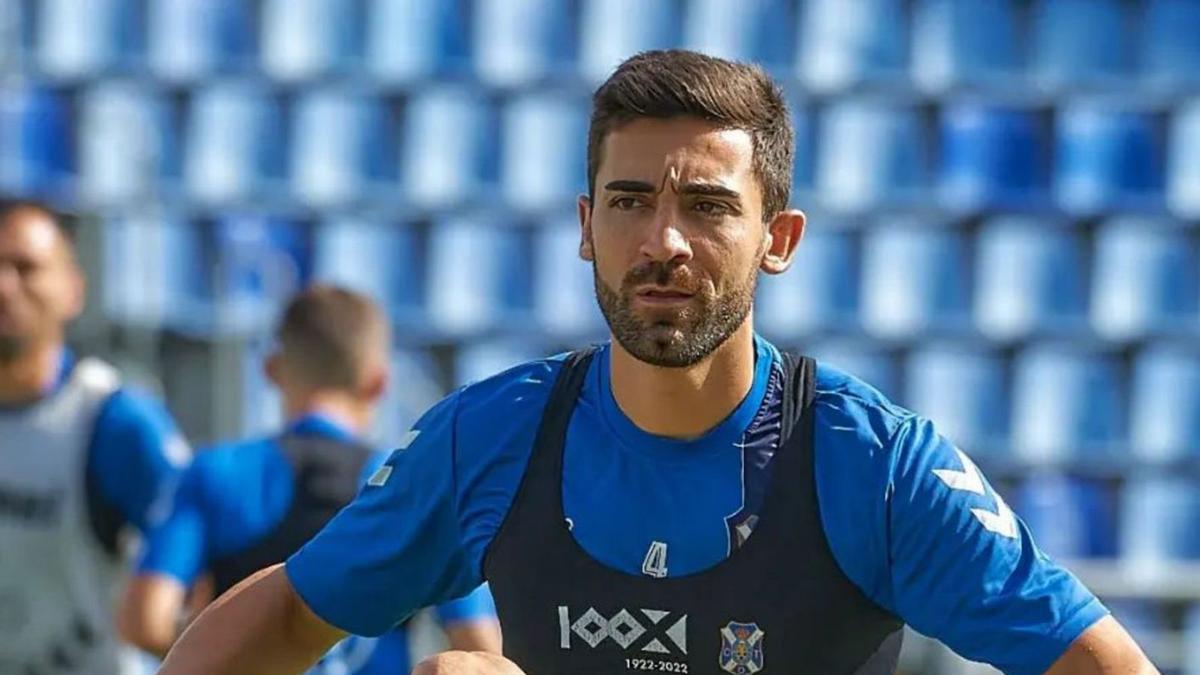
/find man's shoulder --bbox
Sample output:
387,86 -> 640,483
810,361 -> 919,475
453,352 -> 571,428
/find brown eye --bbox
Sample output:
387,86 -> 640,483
611,197 -> 642,211
694,200 -> 730,216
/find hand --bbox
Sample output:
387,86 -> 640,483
412,651 -> 527,675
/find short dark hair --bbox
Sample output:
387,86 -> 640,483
0,198 -> 76,242
275,285 -> 389,390
587,50 -> 795,221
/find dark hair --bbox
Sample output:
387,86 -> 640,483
0,198 -> 76,242
275,285 -> 389,390
587,50 -> 795,221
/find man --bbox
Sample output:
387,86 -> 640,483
160,51 -> 1156,674
0,200 -> 192,674
119,285 -> 501,672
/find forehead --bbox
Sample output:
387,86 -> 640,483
0,210 -> 68,261
598,117 -> 756,187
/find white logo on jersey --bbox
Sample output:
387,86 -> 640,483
642,541 -> 669,579
558,606 -> 687,655
932,448 -> 1018,539
398,429 -> 421,450
366,466 -> 393,487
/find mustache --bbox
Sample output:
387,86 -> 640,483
621,261 -> 700,291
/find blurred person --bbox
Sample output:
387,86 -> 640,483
118,284 -> 500,673
160,51 -> 1156,675
0,200 -> 192,674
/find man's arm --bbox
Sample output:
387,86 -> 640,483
1047,616 -> 1158,674
117,573 -> 188,657
436,584 -> 502,653
160,564 -> 345,675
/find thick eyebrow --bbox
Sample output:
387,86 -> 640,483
602,179 -> 742,202
603,180 -> 657,193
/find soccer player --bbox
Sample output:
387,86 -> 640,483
119,285 -> 500,672
160,51 -> 1157,675
0,200 -> 192,674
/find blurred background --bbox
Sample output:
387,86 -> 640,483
2,0 -> 1200,672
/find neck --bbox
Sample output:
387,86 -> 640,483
609,320 -> 757,439
0,342 -> 62,405
281,391 -> 371,436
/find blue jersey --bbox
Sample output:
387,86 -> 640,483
138,414 -> 496,673
287,336 -> 1107,674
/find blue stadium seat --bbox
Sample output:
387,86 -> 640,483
799,0 -> 908,93
36,0 -> 140,78
77,82 -> 176,205
1055,102 -> 1165,215
101,214 -> 193,328
501,91 -> 589,212
1122,477 -> 1200,565
364,0 -> 470,84
532,216 -> 606,338
0,85 -> 73,195
312,218 -> 425,325
1011,345 -> 1126,464
473,0 -> 574,86
682,0 -> 795,72
939,102 -> 1052,211
1130,345 -> 1200,463
146,0 -> 254,81
973,217 -> 1088,340
805,341 -> 900,401
290,88 -> 391,207
789,94 -> 815,195
208,214 -> 312,335
1167,101 -> 1200,219
860,222 -> 971,339
904,345 -> 1009,455
814,99 -> 927,212
260,0 -> 359,82
757,226 -> 860,339
184,82 -> 285,204
911,0 -> 1022,92
0,1 -> 25,70
455,340 -> 555,388
401,87 -> 497,209
579,0 -> 682,83
1012,474 -> 1118,559
1142,0 -> 1200,90
1091,219 -> 1199,340
426,217 -> 531,337
1030,0 -> 1133,91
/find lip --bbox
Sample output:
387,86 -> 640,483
633,286 -> 695,307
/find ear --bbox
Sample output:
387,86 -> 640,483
64,267 -> 86,321
264,353 -> 284,388
760,210 -> 806,275
361,364 -> 388,404
578,195 -> 595,262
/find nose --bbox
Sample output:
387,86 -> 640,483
638,206 -> 693,265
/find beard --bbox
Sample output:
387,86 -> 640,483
594,256 -> 758,369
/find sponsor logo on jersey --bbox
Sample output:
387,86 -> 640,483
558,606 -> 687,656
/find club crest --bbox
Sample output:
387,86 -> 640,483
719,621 -> 764,674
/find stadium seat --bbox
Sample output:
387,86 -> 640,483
101,214 -> 192,328
814,99 -> 927,212
472,0 -> 574,87
1122,476 -> 1200,565
682,0 -> 795,72
532,216 -> 606,338
146,0 -> 254,81
500,91 -> 589,212
579,0 -> 682,83
1143,0 -> 1200,91
183,82 -> 285,204
1167,100 -> 1200,219
0,84 -> 73,195
290,88 -> 392,207
208,214 -> 312,335
426,217 -> 531,337
1010,345 -> 1126,464
904,345 -> 1009,455
239,340 -> 284,437
312,217 -> 426,325
1130,345 -> 1200,464
805,340 -> 900,401
798,0 -> 908,93
0,0 -> 25,70
77,82 -> 176,205
1054,102 -> 1165,215
364,0 -> 470,84
1030,0 -> 1133,91
973,217 -> 1088,341
260,0 -> 359,82
938,102 -> 1052,211
401,87 -> 497,209
910,0 -> 1022,92
454,340 -> 556,388
36,0 -> 139,78
1012,473 -> 1118,559
1091,219 -> 1199,340
757,226 -> 860,339
789,95 -> 815,194
860,222 -> 971,339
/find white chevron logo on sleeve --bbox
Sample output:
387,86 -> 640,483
932,448 -> 1018,539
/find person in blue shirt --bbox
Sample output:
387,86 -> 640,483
160,51 -> 1155,675
0,200 -> 191,675
119,285 -> 500,672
